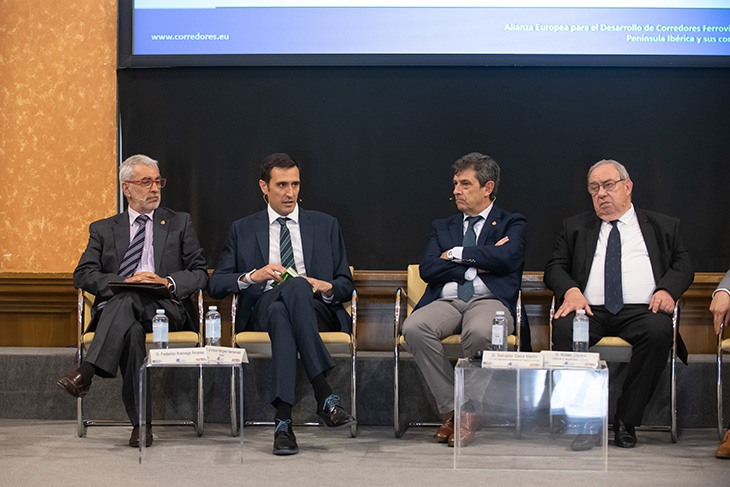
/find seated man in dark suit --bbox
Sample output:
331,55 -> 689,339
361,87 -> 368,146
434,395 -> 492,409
400,152 -> 527,447
57,154 -> 209,447
544,159 -> 693,449
208,153 -> 355,456
710,269 -> 730,459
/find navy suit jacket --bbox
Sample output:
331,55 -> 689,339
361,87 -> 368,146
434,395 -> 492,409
416,205 -> 527,321
73,207 -> 209,333
543,207 -> 694,362
208,208 -> 355,333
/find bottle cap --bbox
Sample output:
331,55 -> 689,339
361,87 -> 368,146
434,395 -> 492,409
576,309 -> 586,315
208,306 -> 218,311
496,311 -> 505,315
156,309 -> 165,314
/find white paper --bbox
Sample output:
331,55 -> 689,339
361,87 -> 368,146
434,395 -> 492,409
540,350 -> 600,369
481,351 -> 543,369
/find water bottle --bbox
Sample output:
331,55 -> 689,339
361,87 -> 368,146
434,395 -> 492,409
152,309 -> 169,349
573,309 -> 590,352
491,311 -> 508,352
205,305 -> 221,347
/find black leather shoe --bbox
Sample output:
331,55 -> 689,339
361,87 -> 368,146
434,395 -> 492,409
273,419 -> 299,456
571,433 -> 602,451
56,370 -> 91,398
317,394 -> 356,430
613,418 -> 637,448
129,425 -> 153,448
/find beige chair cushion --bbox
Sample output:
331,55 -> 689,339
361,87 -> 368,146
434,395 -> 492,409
234,331 -> 353,356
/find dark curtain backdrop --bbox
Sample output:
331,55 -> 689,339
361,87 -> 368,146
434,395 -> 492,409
118,66 -> 730,271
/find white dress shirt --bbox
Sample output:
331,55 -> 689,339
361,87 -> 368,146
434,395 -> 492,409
584,205 -> 656,306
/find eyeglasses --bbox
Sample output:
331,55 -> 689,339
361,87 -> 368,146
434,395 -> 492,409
587,179 -> 625,195
125,178 -> 167,189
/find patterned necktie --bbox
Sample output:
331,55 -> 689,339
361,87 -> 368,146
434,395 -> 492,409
277,217 -> 297,271
457,216 -> 482,302
118,215 -> 149,278
604,220 -> 624,315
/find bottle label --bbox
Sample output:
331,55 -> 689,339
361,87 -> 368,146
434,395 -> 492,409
492,324 -> 504,345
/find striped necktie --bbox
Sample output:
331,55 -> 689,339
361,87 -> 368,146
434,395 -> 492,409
457,216 -> 482,302
277,217 -> 297,271
118,215 -> 150,278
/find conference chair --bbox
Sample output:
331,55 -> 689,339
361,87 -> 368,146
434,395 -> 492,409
548,296 -> 681,442
394,264 -> 522,437
228,272 -> 358,438
717,322 -> 730,440
76,289 -> 204,437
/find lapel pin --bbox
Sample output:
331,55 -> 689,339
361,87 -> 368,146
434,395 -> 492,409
492,221 -> 497,225
161,220 -> 166,225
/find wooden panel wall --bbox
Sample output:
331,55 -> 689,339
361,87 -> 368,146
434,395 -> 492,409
0,271 -> 723,354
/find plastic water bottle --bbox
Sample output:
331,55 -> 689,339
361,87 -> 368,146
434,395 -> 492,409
205,305 -> 221,347
573,309 -> 590,352
152,309 -> 169,349
491,311 -> 508,352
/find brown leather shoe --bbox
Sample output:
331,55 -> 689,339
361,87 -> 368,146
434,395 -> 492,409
434,410 -> 455,443
716,429 -> 730,459
448,411 -> 484,447
56,370 -> 91,398
129,425 -> 153,448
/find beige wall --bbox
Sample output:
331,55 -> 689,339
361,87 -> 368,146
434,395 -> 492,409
0,0 -> 118,272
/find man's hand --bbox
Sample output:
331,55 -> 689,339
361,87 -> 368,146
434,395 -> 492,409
440,236 -> 510,260
649,289 -> 675,314
125,272 -> 167,285
554,287 -> 593,319
250,263 -> 288,284
710,290 -> 730,335
495,236 -> 509,246
304,277 -> 334,297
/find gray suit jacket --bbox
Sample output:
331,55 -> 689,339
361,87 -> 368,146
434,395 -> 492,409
73,206 -> 209,332
717,270 -> 730,293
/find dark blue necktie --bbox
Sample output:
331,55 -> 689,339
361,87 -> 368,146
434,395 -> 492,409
277,217 -> 297,271
457,216 -> 481,302
118,215 -> 149,278
604,220 -> 624,315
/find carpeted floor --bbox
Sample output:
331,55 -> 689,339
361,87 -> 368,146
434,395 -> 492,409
1,419 -> 726,487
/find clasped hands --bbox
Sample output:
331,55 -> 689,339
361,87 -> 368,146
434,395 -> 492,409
554,287 -> 676,319
250,263 -> 333,297
124,271 -> 167,286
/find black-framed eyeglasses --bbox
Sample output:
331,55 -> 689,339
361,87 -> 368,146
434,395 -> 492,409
587,179 -> 624,195
125,178 -> 167,189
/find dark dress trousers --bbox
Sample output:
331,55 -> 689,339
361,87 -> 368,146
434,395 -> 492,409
416,206 -> 527,321
207,209 -> 354,405
544,208 -> 693,425
73,207 -> 209,424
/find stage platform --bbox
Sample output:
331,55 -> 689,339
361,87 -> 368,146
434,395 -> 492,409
0,347 -> 728,430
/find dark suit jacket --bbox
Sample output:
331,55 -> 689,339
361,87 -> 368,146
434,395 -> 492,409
73,207 -> 209,332
543,207 -> 693,361
416,205 -> 527,321
207,208 -> 355,333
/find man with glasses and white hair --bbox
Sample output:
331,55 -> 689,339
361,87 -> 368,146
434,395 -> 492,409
544,159 -> 693,449
57,154 -> 208,447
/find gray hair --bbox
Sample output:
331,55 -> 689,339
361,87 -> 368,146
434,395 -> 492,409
119,154 -> 159,182
452,152 -> 501,201
587,159 -> 630,183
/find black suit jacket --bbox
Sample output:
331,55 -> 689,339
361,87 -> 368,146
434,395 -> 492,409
73,207 -> 209,332
544,207 -> 693,361
416,205 -> 527,321
207,208 -> 354,333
